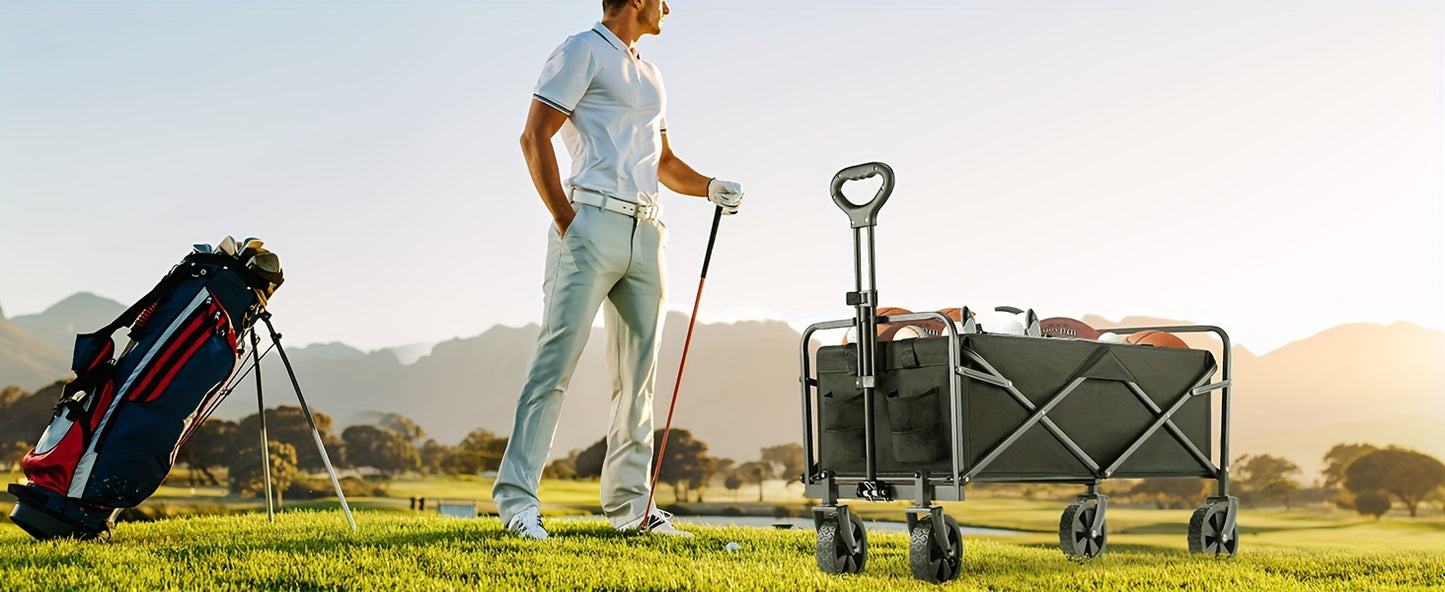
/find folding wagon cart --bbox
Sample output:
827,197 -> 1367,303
798,163 -> 1240,583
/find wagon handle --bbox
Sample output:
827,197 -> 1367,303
830,162 -> 894,228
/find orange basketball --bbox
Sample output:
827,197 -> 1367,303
1123,330 -> 1189,349
843,307 -> 915,344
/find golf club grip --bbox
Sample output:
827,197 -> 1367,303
830,162 -> 894,228
700,205 -> 722,278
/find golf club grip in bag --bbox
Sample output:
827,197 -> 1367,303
9,249 -> 281,540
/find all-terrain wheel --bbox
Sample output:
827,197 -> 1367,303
1058,501 -> 1107,558
1188,503 -> 1238,556
909,514 -> 963,583
816,512 -> 868,574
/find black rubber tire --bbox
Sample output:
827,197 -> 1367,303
909,514 -> 963,583
1188,504 -> 1238,556
816,513 -> 868,575
1058,501 -> 1107,558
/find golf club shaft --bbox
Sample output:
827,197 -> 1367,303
644,205 -> 723,520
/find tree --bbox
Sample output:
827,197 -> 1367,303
1128,478 -> 1207,509
1234,454 -> 1302,509
418,439 -> 452,475
176,419 -> 239,486
724,472 -> 744,501
342,425 -> 419,477
573,438 -> 607,479
1354,490 -> 1392,520
543,455 -> 577,480
3,440 -> 31,471
442,429 -> 508,475
377,413 -> 425,445
228,440 -> 299,507
760,443 -> 805,487
1322,443 -> 1379,508
0,385 -> 26,408
1344,447 -> 1445,518
735,461 -> 773,502
651,429 -> 714,502
236,406 -> 344,472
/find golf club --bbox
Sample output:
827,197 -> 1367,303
641,205 -> 724,528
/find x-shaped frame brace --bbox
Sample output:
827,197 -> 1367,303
960,346 -> 1226,483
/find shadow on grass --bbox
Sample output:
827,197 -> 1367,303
1015,539 -> 1192,556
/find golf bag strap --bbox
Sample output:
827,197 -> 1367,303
91,269 -> 190,342
91,253 -> 268,341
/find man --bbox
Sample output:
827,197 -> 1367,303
492,0 -> 744,540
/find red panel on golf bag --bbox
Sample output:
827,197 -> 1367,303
21,378 -> 118,497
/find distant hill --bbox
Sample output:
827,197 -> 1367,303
10,292 -> 126,356
2,293 -> 1443,477
0,309 -> 68,392
207,313 -> 811,466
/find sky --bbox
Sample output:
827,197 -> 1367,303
1,0 -> 1441,356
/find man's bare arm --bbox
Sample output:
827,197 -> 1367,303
658,133 -> 711,197
520,99 -> 575,234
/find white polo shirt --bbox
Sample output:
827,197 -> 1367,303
534,23 -> 668,207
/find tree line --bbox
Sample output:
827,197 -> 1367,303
4,384 -> 1442,516
1120,444 -> 1445,519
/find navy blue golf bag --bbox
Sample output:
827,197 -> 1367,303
8,241 -> 282,540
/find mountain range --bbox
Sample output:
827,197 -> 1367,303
2,294 -> 1442,476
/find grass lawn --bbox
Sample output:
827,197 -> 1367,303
1,510 -> 1442,591
5,473 -> 1444,590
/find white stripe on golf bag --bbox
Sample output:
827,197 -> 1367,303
68,289 -> 213,499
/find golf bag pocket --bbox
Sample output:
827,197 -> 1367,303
22,380 -> 117,498
820,390 -> 868,469
885,387 -> 947,464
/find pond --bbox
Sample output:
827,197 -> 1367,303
553,514 -> 1021,535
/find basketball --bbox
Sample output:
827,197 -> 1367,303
1124,330 -> 1190,349
1039,317 -> 1101,340
843,307 -> 914,344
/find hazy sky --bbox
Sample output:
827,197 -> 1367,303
2,0 -> 1441,355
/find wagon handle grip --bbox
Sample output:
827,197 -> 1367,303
830,162 -> 894,228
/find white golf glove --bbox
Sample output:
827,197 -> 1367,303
707,178 -> 744,215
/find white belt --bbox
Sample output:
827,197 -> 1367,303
569,188 -> 658,222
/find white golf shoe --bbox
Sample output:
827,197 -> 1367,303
506,507 -> 548,540
638,508 -> 693,537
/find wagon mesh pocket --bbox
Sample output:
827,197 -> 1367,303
885,386 -> 947,464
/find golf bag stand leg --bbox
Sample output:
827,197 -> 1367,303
252,329 -> 276,522
259,312 -> 358,531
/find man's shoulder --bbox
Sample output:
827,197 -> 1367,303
556,27 -> 608,57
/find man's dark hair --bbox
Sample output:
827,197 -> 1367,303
603,0 -> 628,14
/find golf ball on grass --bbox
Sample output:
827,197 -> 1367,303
725,542 -> 740,552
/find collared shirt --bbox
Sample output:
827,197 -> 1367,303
533,23 -> 668,207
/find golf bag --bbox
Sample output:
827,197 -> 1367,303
7,241 -> 282,540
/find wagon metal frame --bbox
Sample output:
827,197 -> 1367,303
799,163 -> 1241,583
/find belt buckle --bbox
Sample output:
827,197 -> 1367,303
635,203 -> 657,221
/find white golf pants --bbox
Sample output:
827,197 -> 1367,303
492,202 -> 667,528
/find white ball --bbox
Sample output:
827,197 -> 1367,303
974,309 -> 1026,336
1098,332 -> 1123,344
891,325 -> 934,340
725,541 -> 741,552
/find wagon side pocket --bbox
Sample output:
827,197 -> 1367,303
819,390 -> 867,468
885,386 -> 947,464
